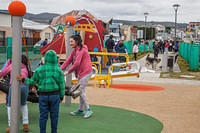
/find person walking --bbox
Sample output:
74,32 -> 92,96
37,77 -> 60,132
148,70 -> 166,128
105,35 -> 115,65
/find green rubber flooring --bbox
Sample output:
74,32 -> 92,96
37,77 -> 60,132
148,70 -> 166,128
0,103 -> 163,133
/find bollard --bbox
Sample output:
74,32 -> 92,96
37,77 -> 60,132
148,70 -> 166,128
8,1 -> 26,133
64,16 -> 76,106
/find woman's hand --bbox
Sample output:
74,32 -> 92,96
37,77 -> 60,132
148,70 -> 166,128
64,71 -> 69,76
17,75 -> 23,81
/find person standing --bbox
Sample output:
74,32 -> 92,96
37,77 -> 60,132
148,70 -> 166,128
165,41 -> 169,54
117,41 -> 127,62
158,40 -> 164,54
60,35 -> 93,118
105,35 -> 115,65
132,41 -> 138,61
0,55 -> 30,133
17,51 -> 65,133
41,38 -> 48,47
153,40 -> 159,58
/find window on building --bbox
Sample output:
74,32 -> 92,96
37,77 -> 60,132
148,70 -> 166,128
45,32 -> 51,40
0,31 -> 6,46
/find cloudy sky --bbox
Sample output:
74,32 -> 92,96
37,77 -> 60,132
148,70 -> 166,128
0,0 -> 199,23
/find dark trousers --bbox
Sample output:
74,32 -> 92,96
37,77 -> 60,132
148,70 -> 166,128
107,49 -> 113,65
39,94 -> 60,133
154,51 -> 158,58
134,53 -> 137,61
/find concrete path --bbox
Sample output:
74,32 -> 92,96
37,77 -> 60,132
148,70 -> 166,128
115,53 -> 200,85
137,53 -> 181,73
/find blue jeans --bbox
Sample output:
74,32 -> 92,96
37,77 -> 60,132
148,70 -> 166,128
8,84 -> 29,107
39,94 -> 60,133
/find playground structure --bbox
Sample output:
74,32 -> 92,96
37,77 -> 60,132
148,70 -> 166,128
89,52 -> 139,88
51,11 -> 106,52
69,51 -> 140,88
23,20 -> 140,88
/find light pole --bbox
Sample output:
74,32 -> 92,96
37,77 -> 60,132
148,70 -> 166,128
144,12 -> 149,53
173,4 -> 180,47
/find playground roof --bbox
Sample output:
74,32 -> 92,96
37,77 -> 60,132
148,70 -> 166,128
23,19 -> 53,31
50,9 -> 111,26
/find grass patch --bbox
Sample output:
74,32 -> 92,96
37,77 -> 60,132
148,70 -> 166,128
160,56 -> 200,80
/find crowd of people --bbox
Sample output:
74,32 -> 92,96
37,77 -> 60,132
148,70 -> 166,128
105,35 -> 139,64
153,39 -> 179,57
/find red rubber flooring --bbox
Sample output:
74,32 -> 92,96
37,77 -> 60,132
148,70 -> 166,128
110,84 -> 164,91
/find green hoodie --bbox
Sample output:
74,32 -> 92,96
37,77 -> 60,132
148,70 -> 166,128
25,50 -> 65,98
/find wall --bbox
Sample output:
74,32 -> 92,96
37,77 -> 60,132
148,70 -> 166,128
0,26 -> 12,37
0,13 -> 11,27
40,27 -> 55,41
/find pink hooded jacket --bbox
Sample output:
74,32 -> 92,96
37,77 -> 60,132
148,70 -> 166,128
0,59 -> 28,85
60,45 -> 92,79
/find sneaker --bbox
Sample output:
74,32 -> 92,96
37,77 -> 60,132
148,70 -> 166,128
84,110 -> 93,118
70,110 -> 84,116
23,124 -> 29,132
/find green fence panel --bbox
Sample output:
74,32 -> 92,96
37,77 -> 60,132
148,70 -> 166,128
182,43 -> 184,57
139,44 -> 144,52
179,43 -> 184,57
149,41 -> 154,51
183,43 -> 187,60
189,44 -> 199,70
125,41 -> 133,54
186,43 -> 191,63
7,37 -> 12,59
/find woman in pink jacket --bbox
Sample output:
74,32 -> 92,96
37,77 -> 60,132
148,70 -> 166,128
132,41 -> 139,61
60,35 -> 93,118
0,55 -> 30,132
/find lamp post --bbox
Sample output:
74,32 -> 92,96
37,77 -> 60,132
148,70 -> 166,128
144,12 -> 149,52
173,4 -> 180,47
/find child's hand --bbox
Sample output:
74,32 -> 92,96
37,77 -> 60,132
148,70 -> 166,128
60,97 -> 64,103
17,75 -> 23,81
64,71 -> 69,76
32,86 -> 37,93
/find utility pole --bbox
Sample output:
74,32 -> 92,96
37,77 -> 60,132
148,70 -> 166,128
144,12 -> 149,53
173,4 -> 180,47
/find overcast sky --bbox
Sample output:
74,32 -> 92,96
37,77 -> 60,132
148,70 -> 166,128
0,0 -> 199,23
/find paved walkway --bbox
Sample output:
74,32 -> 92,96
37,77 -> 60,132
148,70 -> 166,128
115,53 -> 200,86
137,53 -> 181,73
114,73 -> 200,86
